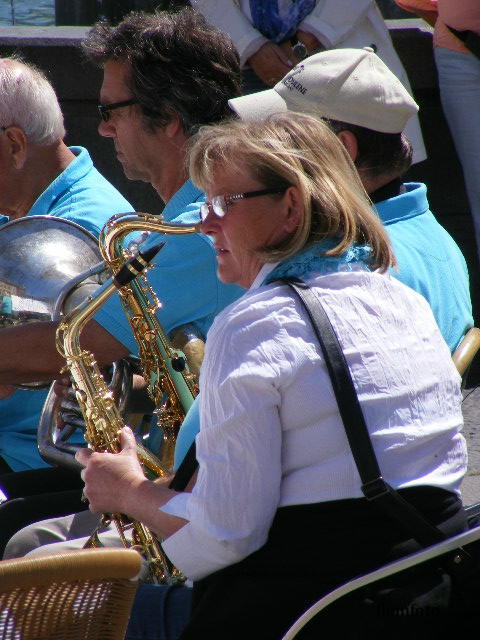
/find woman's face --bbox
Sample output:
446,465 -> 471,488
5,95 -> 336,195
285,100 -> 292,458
200,166 -> 302,289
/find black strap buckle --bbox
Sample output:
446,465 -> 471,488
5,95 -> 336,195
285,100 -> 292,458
362,477 -> 393,501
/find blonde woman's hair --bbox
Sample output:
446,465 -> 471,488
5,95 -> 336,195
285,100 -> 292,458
188,113 -> 395,272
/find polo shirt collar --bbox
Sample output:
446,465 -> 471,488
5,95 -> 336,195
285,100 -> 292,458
374,182 -> 428,225
162,179 -> 204,222
28,146 -> 90,216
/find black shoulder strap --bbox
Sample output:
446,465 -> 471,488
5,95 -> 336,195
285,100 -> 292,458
281,276 -> 447,547
168,441 -> 198,491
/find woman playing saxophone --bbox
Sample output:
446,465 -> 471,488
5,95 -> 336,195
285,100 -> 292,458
78,113 -> 467,639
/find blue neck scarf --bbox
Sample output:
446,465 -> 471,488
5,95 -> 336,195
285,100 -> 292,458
249,0 -> 316,43
263,239 -> 373,286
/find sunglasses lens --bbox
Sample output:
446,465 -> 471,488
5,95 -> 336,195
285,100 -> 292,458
98,107 -> 109,122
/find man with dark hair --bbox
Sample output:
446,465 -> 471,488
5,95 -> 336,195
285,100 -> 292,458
84,9 -> 239,138
0,7 -> 242,564
229,47 -> 473,353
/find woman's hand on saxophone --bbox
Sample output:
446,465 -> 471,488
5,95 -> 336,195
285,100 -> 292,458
76,426 -> 145,516
76,426 -> 189,540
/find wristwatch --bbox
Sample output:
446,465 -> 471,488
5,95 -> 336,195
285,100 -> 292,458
290,36 -> 308,60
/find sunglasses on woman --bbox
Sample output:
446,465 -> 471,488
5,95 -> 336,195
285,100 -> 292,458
200,188 -> 286,223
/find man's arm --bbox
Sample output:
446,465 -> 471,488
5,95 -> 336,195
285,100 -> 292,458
0,319 -> 129,385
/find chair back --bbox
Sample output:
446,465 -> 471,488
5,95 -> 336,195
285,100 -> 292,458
281,524 -> 480,639
0,548 -> 141,640
453,327 -> 480,381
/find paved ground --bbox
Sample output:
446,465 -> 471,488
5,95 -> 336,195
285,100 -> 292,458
461,380 -> 480,505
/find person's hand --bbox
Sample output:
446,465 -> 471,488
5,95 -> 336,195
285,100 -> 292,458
247,42 -> 293,86
76,426 -> 145,515
0,385 -> 16,400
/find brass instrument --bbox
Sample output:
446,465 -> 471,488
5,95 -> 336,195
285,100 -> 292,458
99,213 -> 201,469
56,213 -> 201,584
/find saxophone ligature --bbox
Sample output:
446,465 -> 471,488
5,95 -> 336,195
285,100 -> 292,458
56,213 -> 201,584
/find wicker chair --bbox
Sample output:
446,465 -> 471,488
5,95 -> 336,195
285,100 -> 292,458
0,548 -> 141,640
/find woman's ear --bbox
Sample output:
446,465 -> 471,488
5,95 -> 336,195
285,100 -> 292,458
337,130 -> 358,163
283,185 -> 303,234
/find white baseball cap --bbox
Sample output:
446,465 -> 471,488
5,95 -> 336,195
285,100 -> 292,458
228,47 -> 418,134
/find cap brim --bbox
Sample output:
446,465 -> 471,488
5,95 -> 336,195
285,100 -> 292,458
228,88 -> 288,122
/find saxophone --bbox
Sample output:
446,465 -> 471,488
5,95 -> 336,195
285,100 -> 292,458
56,213 -> 200,584
99,213 -> 201,469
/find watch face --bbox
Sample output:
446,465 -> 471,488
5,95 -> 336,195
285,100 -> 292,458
293,41 -> 308,60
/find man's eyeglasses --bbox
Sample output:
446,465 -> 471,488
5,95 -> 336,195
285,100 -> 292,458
97,98 -> 138,122
200,188 -> 286,223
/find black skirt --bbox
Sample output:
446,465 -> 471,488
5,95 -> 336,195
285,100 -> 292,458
181,486 -> 465,639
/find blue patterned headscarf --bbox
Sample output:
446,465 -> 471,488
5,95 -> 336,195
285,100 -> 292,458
249,0 -> 316,43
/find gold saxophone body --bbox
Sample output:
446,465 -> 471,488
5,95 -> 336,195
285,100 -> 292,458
56,212 -> 201,584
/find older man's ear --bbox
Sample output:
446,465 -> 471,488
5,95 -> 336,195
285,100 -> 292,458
3,126 -> 28,170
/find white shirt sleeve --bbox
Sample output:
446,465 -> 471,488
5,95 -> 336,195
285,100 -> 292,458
162,300 -> 290,580
190,0 -> 268,64
300,0 -> 374,47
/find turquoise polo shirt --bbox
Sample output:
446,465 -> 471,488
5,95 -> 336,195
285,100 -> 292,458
376,182 -> 473,353
0,146 -> 133,471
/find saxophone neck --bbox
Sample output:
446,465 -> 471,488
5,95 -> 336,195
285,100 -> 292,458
100,212 -> 200,267
56,280 -> 118,359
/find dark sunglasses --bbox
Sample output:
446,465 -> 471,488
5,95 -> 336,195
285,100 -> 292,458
97,98 -> 138,122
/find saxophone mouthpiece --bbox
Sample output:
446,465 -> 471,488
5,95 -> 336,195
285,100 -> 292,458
114,241 -> 165,287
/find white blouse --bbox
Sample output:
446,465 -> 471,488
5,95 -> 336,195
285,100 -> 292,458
162,268 -> 466,580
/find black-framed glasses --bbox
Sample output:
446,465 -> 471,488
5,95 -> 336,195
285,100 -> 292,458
97,98 -> 138,122
200,188 -> 286,223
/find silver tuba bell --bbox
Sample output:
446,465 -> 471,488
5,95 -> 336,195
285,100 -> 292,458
0,216 -> 104,343
0,216 -> 107,469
